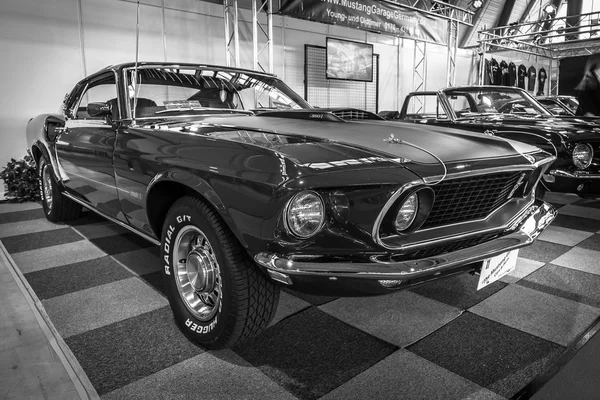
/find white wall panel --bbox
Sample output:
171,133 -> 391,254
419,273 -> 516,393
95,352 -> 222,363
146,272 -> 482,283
164,8 -> 225,64
81,0 -> 164,74
0,0 -> 82,171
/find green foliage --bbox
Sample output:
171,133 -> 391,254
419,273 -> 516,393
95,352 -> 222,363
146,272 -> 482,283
0,150 -> 41,203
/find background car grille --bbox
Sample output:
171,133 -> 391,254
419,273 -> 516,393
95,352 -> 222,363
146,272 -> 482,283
331,109 -> 380,121
391,233 -> 500,260
419,171 -> 526,230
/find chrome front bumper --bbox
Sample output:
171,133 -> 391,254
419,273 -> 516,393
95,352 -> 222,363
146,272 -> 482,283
254,201 -> 556,283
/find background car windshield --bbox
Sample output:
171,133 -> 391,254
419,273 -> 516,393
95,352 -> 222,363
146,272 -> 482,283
125,67 -> 310,118
444,89 -> 551,118
559,97 -> 579,113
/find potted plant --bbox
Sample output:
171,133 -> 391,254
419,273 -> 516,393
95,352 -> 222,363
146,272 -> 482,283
0,150 -> 41,202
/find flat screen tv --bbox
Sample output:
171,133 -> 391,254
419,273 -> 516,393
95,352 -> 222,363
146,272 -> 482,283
326,37 -> 373,82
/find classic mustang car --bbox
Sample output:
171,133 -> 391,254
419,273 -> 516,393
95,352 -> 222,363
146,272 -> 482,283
27,63 -> 556,349
537,95 -> 579,116
383,86 -> 600,198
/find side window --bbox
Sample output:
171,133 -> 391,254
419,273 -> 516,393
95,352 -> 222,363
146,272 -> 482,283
73,75 -> 118,120
405,95 -> 447,120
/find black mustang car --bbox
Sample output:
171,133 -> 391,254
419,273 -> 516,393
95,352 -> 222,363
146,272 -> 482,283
27,63 -> 556,349
537,95 -> 579,116
386,86 -> 600,199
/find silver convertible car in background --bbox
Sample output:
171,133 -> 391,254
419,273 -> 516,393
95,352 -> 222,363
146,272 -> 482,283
26,63 -> 556,348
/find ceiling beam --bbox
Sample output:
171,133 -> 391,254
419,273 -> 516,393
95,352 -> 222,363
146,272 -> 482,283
496,0 -> 516,27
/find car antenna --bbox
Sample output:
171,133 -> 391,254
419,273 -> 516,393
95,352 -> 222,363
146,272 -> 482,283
132,0 -> 140,126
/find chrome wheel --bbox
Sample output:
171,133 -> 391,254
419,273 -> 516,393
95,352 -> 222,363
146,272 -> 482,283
173,226 -> 222,321
42,164 -> 53,211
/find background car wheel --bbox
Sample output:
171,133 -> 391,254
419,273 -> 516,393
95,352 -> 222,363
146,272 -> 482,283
161,196 -> 280,349
38,158 -> 82,222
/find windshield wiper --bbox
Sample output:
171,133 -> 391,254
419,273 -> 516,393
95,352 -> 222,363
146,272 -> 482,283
155,107 -> 254,115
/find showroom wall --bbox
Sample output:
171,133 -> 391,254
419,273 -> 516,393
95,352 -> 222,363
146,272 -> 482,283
0,0 -> 477,196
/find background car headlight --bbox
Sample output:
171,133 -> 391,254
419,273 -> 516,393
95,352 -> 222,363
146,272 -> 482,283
285,191 -> 325,238
573,143 -> 593,169
394,193 -> 418,232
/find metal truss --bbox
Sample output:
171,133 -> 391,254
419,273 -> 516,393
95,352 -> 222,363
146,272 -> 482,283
393,0 -> 475,26
446,18 -> 459,87
223,0 -> 240,67
252,0 -> 273,73
412,41 -> 427,112
392,1 -> 473,89
478,10 -> 600,60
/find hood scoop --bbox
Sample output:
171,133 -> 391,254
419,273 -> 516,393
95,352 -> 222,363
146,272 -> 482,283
257,108 -> 383,122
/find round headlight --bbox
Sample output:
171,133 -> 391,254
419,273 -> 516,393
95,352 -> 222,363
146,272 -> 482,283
394,193 -> 418,232
573,143 -> 593,169
285,191 -> 325,238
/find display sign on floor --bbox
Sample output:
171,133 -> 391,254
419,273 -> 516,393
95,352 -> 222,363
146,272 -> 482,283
279,0 -> 448,45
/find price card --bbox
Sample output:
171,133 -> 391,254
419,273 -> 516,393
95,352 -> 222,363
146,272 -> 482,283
477,250 -> 518,290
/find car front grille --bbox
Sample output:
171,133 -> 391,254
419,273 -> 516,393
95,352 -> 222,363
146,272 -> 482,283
419,171 -> 526,230
391,232 -> 500,261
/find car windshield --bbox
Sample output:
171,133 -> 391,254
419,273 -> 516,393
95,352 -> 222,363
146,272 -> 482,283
559,97 -> 579,114
443,87 -> 551,118
123,66 -> 311,118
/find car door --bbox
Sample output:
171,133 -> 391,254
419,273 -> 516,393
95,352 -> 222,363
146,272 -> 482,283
55,72 -> 124,220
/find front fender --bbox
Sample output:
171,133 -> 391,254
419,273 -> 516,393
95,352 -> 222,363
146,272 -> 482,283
145,169 -> 246,247
26,114 -> 68,182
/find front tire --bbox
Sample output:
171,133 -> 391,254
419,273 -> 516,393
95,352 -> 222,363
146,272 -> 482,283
38,158 -> 82,222
161,196 -> 280,349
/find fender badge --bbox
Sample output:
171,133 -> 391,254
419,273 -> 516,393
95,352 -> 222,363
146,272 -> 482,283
384,133 -> 402,144
483,129 -> 497,136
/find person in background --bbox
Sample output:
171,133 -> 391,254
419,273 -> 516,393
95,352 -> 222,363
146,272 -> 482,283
575,56 -> 600,117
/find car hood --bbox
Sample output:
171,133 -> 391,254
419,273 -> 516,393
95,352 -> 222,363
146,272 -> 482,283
188,113 -> 539,165
457,114 -> 600,142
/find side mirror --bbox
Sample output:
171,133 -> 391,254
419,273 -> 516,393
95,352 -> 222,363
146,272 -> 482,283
87,102 -> 112,118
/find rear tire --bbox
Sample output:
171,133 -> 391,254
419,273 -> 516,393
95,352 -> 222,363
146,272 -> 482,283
161,196 -> 279,349
38,158 -> 82,222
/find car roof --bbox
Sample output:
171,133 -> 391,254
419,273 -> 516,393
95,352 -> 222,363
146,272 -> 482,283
85,61 -> 277,82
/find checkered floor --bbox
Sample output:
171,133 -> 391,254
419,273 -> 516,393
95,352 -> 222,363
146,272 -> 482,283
1,192 -> 600,400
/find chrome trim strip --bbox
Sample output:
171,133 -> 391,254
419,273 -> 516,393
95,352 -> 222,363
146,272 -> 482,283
62,193 -> 160,246
371,162 -> 553,250
255,202 -> 556,280
550,169 -> 600,179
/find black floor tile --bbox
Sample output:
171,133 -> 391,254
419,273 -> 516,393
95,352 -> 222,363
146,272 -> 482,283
572,198 -> 600,209
551,214 -> 600,233
518,240 -> 571,263
518,264 -> 600,309
576,234 -> 600,252
281,287 -> 338,306
66,211 -> 109,226
65,307 -> 203,396
234,306 -> 398,400
140,271 -> 166,296
1,227 -> 82,253
408,312 -> 564,398
0,208 -> 46,224
548,202 -> 564,210
24,256 -> 133,300
90,232 -> 154,255
410,272 -> 507,310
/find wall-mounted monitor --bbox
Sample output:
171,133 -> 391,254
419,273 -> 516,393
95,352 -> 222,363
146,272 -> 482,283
326,37 -> 373,82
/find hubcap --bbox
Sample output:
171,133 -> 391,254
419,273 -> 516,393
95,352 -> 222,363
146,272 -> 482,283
173,226 -> 222,321
42,165 -> 53,211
